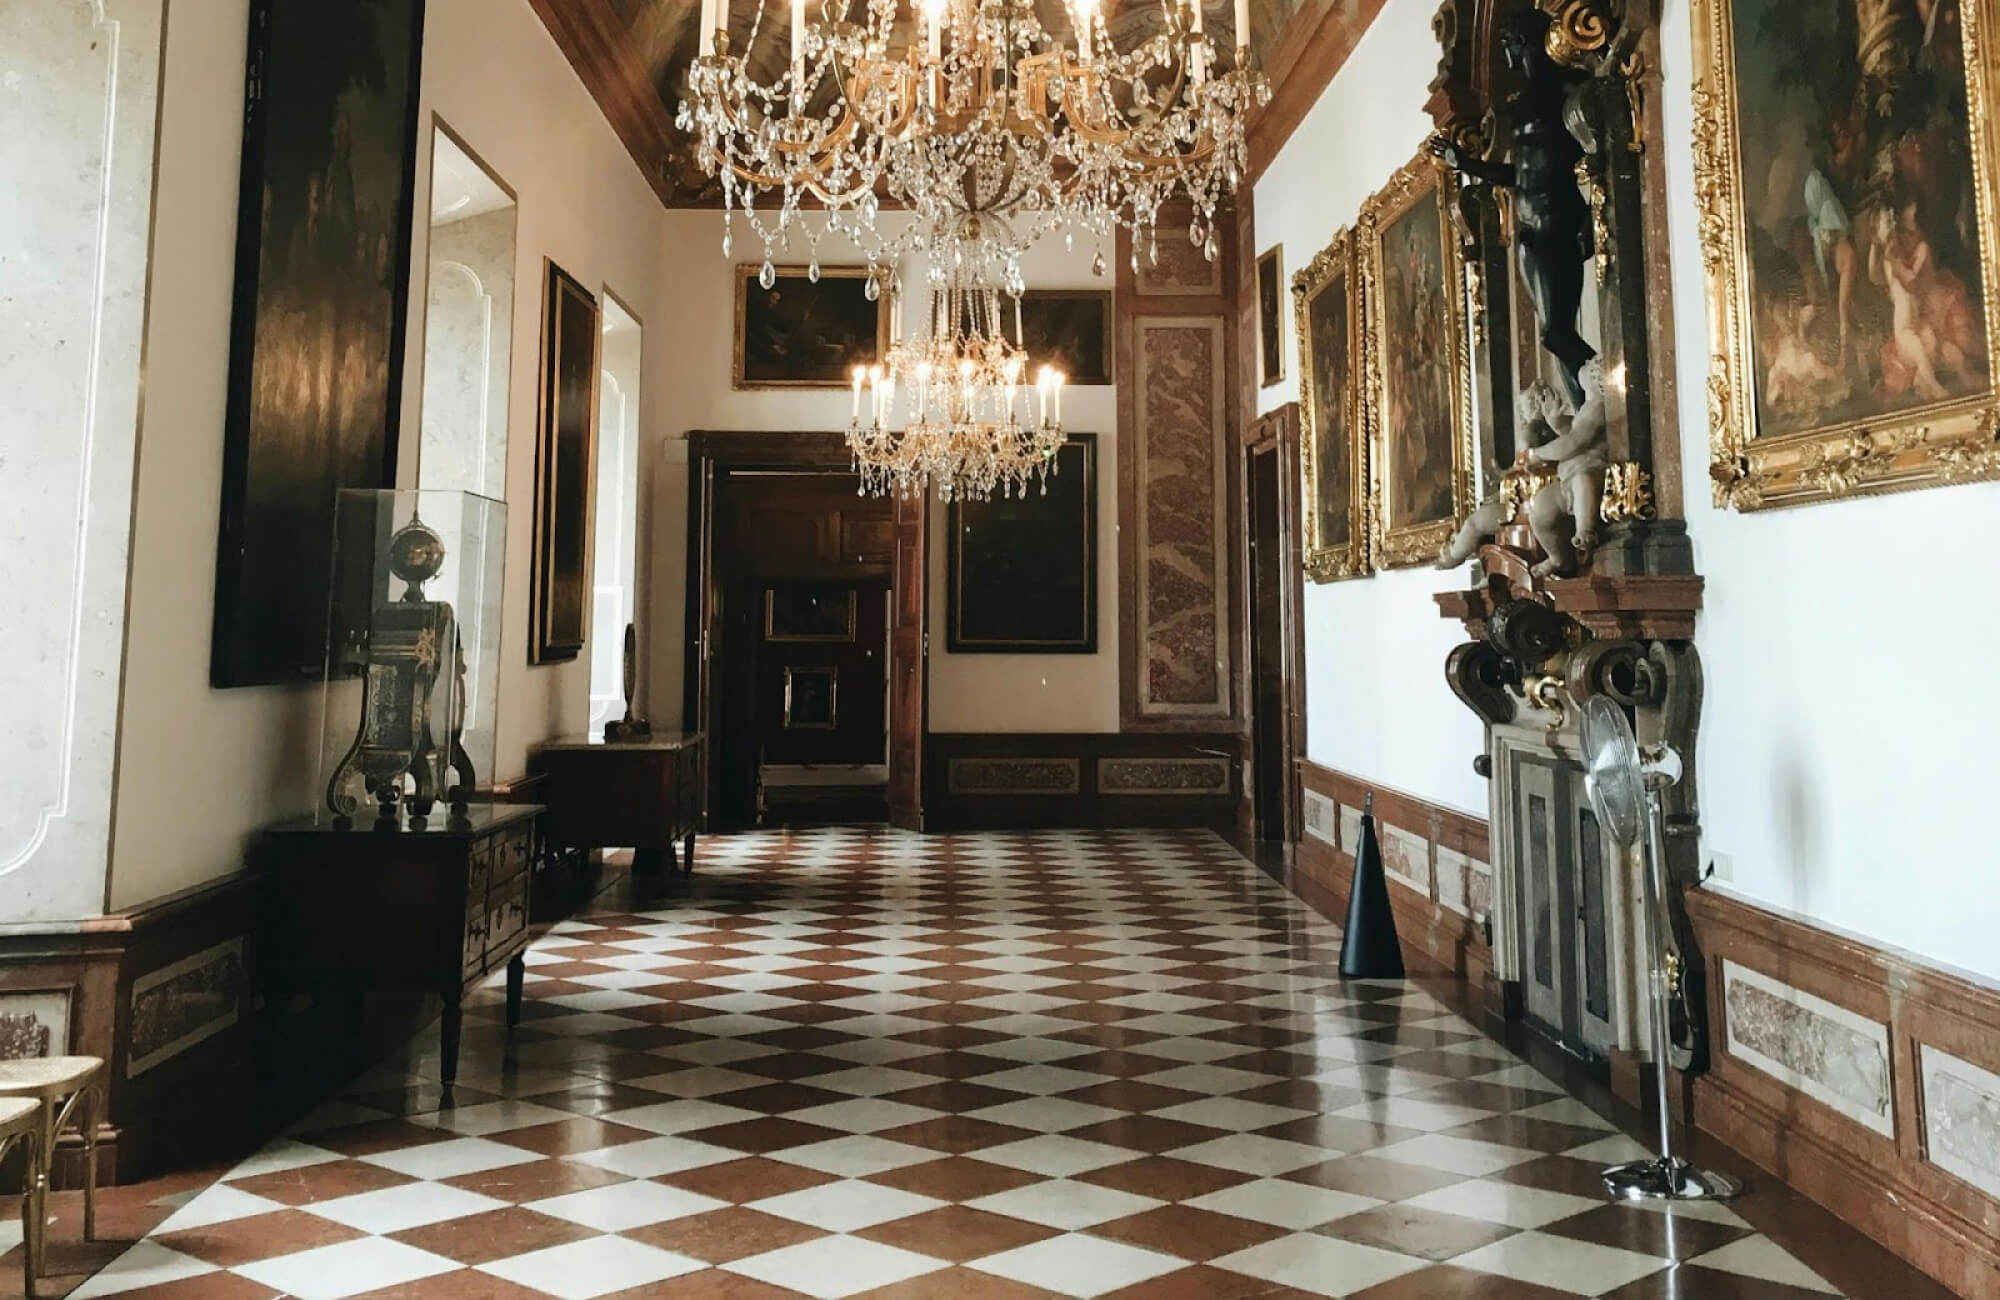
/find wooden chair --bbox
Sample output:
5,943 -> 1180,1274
0,1097 -> 41,1297
0,1058 -> 103,1285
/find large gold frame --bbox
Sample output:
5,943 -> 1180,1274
1294,226 -> 1371,582
1693,0 -> 2000,511
733,264 -> 890,390
1361,153 -> 1475,569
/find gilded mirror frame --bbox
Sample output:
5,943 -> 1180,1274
1693,0 -> 2000,511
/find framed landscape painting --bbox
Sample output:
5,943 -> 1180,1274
1293,228 -> 1369,582
734,265 -> 887,389
1363,153 -> 1473,569
948,435 -> 1098,653
1258,246 -> 1287,387
212,0 -> 426,687
1696,0 -> 2000,510
531,261 -> 599,665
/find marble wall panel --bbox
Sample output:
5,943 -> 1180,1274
1098,757 -> 1230,796
1722,959 -> 1894,1137
0,991 -> 71,1061
1135,228 -> 1225,296
1133,319 -> 1231,718
1380,824 -> 1432,897
946,758 -> 1082,796
1919,1044 -> 2000,1203
420,209 -> 516,499
1,0 -> 163,921
1339,803 -> 1364,854
128,938 -> 244,1078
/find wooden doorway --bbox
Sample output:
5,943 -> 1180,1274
1244,407 -> 1307,845
684,433 -> 924,830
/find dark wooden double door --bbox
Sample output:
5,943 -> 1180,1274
686,436 -> 928,831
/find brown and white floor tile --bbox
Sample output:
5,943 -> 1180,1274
11,827 -> 1938,1297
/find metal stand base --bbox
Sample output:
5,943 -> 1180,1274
1603,1156 -> 1741,1202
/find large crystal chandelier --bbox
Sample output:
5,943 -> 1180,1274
678,0 -> 1268,281
848,219 -> 1065,500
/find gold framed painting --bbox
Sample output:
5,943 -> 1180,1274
1362,153 -> 1474,568
1257,245 -> 1287,387
734,264 -> 889,390
1694,0 -> 2000,511
1294,227 -> 1370,582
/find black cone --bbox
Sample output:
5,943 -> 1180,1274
1339,797 -> 1404,979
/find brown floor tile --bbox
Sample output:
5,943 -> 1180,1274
727,1053 -> 853,1082
1254,1114 -> 1423,1153
224,1159 -> 416,1206
1412,1082 -> 1566,1113
610,1270 -> 811,1299
1064,1114 -> 1230,1154
1097,1262 -> 1294,1299
1282,1155 -> 1469,1200
681,1117 -> 850,1153
850,1265 -> 1063,1298
874,1080 -> 1020,1114
624,1206 -> 829,1263
1536,1203 -> 1753,1261
491,1118 -> 656,1157
872,1114 -> 1041,1156
522,1080 -> 684,1115
343,1083 -> 503,1116
1088,1203 -> 1290,1261
442,1156 -> 628,1202
1347,1262 -> 1579,1299
1488,1154 -> 1615,1199
1075,1154 -> 1256,1200
660,1156 -> 839,1203
1596,1264 -> 1847,1300
1441,1114 -> 1612,1155
304,1119 -> 460,1158
387,1205 -> 599,1264
1315,1202 -> 1521,1261
707,1082 -> 853,1115
1230,1080 -> 1375,1114
0,1272 -> 279,1300
864,1157 -> 1045,1202
1055,1080 -> 1205,1113
153,1208 -> 368,1267
857,1204 -> 1060,1261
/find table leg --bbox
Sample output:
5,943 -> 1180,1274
506,953 -> 526,1028
633,844 -> 666,876
441,993 -> 463,1084
682,832 -> 697,875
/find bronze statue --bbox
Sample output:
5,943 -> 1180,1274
1431,12 -> 1597,407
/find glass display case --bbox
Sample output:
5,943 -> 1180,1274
315,489 -> 506,828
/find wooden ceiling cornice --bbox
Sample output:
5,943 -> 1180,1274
1246,0 -> 1391,183
527,0 -> 685,205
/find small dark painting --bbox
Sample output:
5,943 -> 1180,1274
1257,247 -> 1285,386
211,0 -> 426,687
784,667 -> 839,730
948,435 -> 1098,654
531,262 -> 599,664
765,584 -> 856,642
1018,291 -> 1114,385
735,266 -> 887,388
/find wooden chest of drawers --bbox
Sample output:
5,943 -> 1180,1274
257,804 -> 542,1083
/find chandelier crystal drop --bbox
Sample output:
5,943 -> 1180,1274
678,0 -> 1269,274
848,227 -> 1065,501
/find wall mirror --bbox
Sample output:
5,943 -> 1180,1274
418,120 -> 516,498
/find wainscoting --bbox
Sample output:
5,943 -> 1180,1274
0,872 -> 260,1187
1291,761 -> 1497,992
924,733 -> 1240,832
1684,887 -> 2000,1298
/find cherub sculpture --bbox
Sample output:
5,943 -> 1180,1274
1435,359 -> 1609,578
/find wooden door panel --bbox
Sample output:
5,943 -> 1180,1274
887,494 -> 926,829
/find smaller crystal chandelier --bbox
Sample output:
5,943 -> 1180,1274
848,230 -> 1065,501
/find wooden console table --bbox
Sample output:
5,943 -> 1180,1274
532,732 -> 705,875
256,804 -> 540,1083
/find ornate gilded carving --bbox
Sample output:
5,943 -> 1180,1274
1692,0 -> 2000,511
1600,462 -> 1655,522
1541,0 -> 1613,68
1575,158 -> 1611,272
1294,226 -> 1372,583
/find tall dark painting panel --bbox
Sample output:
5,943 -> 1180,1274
212,0 -> 427,687
532,262 -> 600,665
948,435 -> 1097,654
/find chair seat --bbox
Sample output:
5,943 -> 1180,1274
0,1096 -> 37,1139
0,1056 -> 104,1099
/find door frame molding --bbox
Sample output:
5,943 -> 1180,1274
1242,405 -> 1308,846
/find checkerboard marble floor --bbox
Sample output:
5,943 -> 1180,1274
61,828 -> 1859,1298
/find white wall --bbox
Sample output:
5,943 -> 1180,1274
640,210 -> 1123,738
109,0 -> 674,909
1252,7 -> 1489,818
1655,0 -> 2000,983
1257,0 -> 2000,983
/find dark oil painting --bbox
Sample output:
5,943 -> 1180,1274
1731,0 -> 1989,438
1018,291 -> 1114,385
533,263 -> 599,665
1378,188 -> 1456,531
1305,268 -> 1353,551
1258,248 -> 1286,386
949,435 -> 1098,654
212,0 -> 426,687
735,266 -> 886,388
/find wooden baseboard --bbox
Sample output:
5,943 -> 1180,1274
924,733 -> 1241,832
1684,886 -> 2000,1298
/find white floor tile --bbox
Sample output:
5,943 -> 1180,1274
69,1243 -> 219,1298
1166,1133 -> 1328,1175
971,1232 -> 1184,1295
1213,1231 -> 1429,1297
235,1237 -> 461,1300
1689,1234 -> 1841,1293
967,1178 -> 1163,1229
751,1179 -> 946,1232
150,1184 -> 288,1233
479,1235 -> 706,1298
1185,1177 -> 1382,1229
528,1179 -> 727,1231
975,1134 -> 1140,1177
1453,1229 -> 1669,1294
569,1135 -> 740,1177
725,1235 -> 948,1298
1370,1134 -> 1543,1177
304,1180 -> 509,1233
360,1136 -> 543,1180
597,1099 -> 762,1135
1400,1179 -> 1605,1230
770,1135 -> 939,1176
